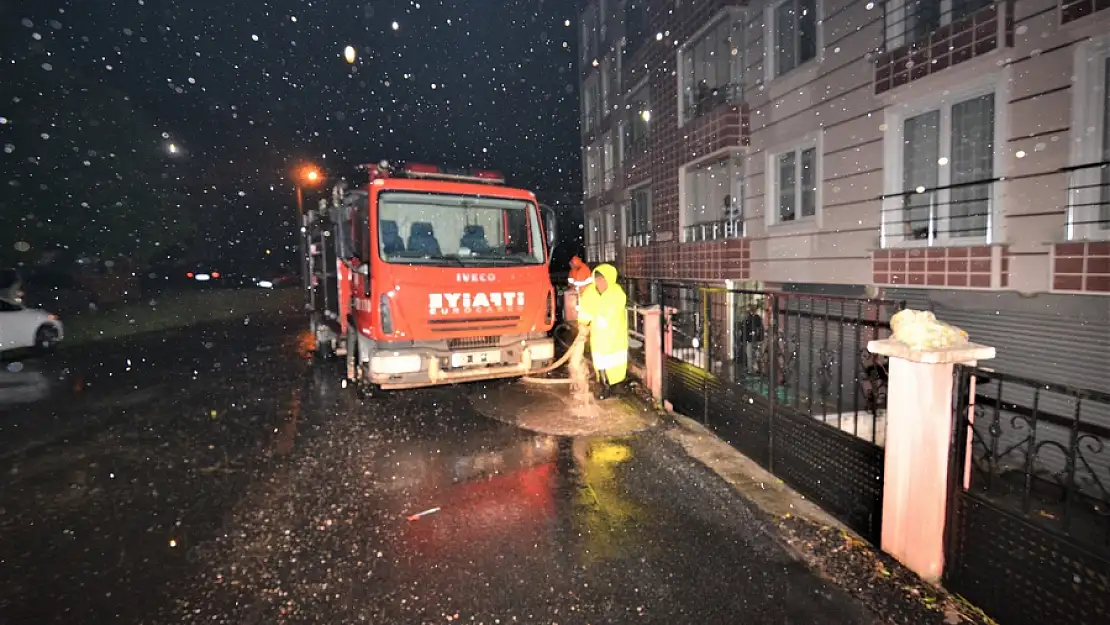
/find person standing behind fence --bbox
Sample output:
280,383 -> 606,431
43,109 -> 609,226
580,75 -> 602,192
577,263 -> 628,400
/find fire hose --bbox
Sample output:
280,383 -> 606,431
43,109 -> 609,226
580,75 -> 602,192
521,322 -> 585,385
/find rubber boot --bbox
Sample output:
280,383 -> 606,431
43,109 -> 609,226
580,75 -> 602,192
596,371 -> 612,401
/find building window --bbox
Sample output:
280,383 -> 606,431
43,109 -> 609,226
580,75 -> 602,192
883,0 -> 993,51
882,87 -> 998,246
679,12 -> 744,124
612,44 -> 622,104
582,75 -> 599,133
768,0 -> 818,78
624,83 -> 651,160
625,186 -> 652,247
1068,41 -> 1110,240
585,145 -> 601,197
599,0 -> 609,44
682,155 -> 745,242
603,206 -> 620,262
625,1 -> 647,59
603,133 -> 616,191
580,8 -> 597,65
600,60 -> 611,115
586,213 -> 601,263
770,143 -> 818,224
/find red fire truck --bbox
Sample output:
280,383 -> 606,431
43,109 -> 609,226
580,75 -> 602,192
304,161 -> 557,392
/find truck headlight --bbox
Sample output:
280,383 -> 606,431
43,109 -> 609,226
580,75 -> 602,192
528,341 -> 555,361
370,354 -> 422,374
380,294 -> 394,335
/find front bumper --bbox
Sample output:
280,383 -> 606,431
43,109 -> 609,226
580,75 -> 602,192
365,338 -> 555,390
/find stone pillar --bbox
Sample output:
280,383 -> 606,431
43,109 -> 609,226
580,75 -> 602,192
867,338 -> 995,583
641,306 -> 663,402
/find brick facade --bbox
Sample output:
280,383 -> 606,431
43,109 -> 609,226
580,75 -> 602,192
1052,242 -> 1110,293
872,245 -> 1010,289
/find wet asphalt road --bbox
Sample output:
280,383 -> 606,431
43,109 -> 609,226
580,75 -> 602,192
0,311 -> 881,624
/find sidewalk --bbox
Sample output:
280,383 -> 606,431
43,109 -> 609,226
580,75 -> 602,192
661,412 -> 994,625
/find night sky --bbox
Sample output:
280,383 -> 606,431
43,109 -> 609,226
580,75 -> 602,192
0,0 -> 582,265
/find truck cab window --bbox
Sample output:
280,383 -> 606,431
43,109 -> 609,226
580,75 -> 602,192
377,192 -> 546,266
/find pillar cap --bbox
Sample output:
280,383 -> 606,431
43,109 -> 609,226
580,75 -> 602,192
867,338 -> 996,364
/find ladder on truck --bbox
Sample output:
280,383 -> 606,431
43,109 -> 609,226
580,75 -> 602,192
303,199 -> 343,357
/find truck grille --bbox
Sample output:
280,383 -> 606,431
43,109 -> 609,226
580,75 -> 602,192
448,336 -> 500,350
428,316 -> 520,333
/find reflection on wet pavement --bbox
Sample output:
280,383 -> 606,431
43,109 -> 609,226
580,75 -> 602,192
0,315 -> 878,625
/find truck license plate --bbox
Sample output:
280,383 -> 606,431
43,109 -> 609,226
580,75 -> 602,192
450,350 -> 500,368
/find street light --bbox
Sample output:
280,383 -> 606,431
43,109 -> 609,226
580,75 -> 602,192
295,166 -> 324,234
294,166 -> 323,293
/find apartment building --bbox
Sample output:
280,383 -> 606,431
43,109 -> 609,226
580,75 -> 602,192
578,0 -> 1110,390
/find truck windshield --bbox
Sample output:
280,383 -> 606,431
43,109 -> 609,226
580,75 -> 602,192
377,192 -> 546,266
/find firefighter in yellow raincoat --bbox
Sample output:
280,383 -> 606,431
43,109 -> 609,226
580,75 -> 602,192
576,263 -> 628,400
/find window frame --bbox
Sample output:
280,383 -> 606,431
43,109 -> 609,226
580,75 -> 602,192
582,74 -> 600,133
580,6 -> 597,66
765,0 -> 821,80
676,8 -> 745,127
1067,35 -> 1110,242
625,183 -> 653,247
584,144 -> 602,198
602,204 -> 620,262
625,0 -> 648,57
625,80 -> 651,159
586,212 -> 602,263
600,58 -> 611,115
880,74 -> 1007,248
766,134 -> 822,228
680,151 -> 747,242
602,133 -> 616,191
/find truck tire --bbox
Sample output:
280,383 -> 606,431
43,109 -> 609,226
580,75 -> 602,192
346,330 -> 379,399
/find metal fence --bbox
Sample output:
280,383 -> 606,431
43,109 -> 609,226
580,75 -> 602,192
652,281 -> 901,542
946,367 -> 1110,624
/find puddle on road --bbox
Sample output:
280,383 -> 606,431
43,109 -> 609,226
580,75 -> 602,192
377,425 -> 650,569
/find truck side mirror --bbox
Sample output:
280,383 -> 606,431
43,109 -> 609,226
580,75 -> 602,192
542,205 -> 557,249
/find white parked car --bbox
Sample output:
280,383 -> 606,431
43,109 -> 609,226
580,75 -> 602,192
0,298 -> 64,353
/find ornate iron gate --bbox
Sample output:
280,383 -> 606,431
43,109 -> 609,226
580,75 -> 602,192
945,366 -> 1110,625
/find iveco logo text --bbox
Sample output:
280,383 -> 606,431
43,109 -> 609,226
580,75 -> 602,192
456,272 -> 496,283
429,292 -> 524,315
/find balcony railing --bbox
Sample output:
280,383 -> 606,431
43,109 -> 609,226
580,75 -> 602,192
874,1 -> 1007,94
600,240 -> 618,263
1062,0 -> 1110,24
1065,160 -> 1110,241
883,0 -> 994,50
682,82 -> 742,124
626,231 -> 652,248
682,217 -> 745,243
879,178 -> 995,246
